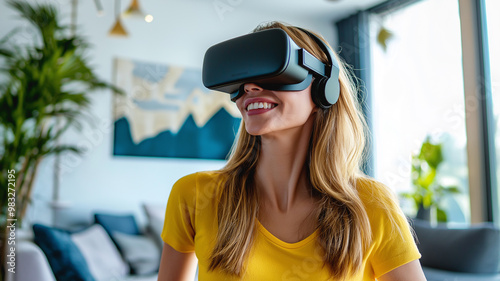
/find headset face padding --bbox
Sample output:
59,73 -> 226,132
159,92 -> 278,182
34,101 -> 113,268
202,28 -> 340,108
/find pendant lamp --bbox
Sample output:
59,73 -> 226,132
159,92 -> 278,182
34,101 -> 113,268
109,0 -> 128,36
123,0 -> 153,22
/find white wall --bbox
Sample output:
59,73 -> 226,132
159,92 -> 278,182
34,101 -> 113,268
0,0 -> 339,228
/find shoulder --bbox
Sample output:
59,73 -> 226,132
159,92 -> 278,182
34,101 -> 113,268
170,171 -> 224,202
355,176 -> 400,211
173,170 -> 223,185
355,176 -> 409,235
355,178 -> 421,275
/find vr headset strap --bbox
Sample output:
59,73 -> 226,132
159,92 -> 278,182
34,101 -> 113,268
299,49 -> 327,77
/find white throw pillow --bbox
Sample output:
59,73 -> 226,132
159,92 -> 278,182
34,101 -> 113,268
143,203 -> 165,221
71,224 -> 129,281
112,232 -> 161,275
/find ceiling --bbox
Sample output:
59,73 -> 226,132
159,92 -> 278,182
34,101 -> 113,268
234,0 -> 388,22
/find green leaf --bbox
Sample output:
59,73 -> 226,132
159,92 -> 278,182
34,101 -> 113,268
377,27 -> 393,51
436,207 -> 448,222
416,167 -> 436,189
419,138 -> 443,168
443,186 -> 461,194
422,192 -> 433,208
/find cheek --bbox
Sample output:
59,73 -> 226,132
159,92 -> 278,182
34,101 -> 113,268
286,96 -> 316,119
235,98 -> 242,107
235,100 -> 246,114
290,106 -> 315,123
280,87 -> 316,113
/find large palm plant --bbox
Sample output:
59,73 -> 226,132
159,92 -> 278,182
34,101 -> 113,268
0,1 -> 121,278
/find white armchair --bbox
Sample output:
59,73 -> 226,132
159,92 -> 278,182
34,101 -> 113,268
15,240 -> 56,281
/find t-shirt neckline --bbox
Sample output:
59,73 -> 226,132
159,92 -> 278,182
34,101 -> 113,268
256,219 -> 319,249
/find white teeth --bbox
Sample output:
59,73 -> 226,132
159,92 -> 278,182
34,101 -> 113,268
246,102 -> 275,111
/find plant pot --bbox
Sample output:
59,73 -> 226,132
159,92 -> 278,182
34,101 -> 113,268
416,205 -> 431,221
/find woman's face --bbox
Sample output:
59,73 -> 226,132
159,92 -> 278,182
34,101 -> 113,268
235,82 -> 317,136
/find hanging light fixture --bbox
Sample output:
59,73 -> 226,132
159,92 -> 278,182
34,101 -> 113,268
109,0 -> 128,37
122,0 -> 153,22
93,0 -> 104,16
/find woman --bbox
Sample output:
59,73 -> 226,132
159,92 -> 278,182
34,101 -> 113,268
158,22 -> 426,281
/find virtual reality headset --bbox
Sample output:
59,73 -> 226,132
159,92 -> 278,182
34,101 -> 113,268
202,28 -> 340,108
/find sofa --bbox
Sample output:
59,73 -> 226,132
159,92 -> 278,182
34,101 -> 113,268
11,209 -> 500,281
412,218 -> 500,281
14,239 -> 157,281
11,204 -> 167,281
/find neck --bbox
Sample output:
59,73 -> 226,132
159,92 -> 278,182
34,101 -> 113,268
255,115 -> 315,212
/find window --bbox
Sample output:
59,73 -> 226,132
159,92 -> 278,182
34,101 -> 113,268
485,0 -> 500,221
368,0 -> 469,222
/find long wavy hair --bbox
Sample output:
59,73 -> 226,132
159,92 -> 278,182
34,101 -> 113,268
210,21 -> 373,280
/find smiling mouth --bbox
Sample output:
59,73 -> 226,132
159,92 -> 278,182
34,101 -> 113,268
246,102 -> 277,111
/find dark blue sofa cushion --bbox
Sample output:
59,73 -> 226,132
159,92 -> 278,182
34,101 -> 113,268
33,224 -> 95,281
94,213 -> 140,236
412,219 -> 500,274
94,213 -> 140,254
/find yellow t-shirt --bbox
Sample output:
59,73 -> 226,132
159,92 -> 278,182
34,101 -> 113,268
161,171 -> 421,280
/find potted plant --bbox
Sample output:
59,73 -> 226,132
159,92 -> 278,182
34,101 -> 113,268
0,1 -> 122,278
401,137 -> 461,223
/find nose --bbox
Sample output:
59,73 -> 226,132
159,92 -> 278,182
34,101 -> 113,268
244,83 -> 263,94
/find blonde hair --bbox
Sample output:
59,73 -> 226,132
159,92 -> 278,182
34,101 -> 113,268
210,21 -> 372,280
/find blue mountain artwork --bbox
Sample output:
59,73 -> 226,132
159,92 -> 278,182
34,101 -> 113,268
114,108 -> 241,159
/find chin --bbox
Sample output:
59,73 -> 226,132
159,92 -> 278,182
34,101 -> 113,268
244,125 -> 272,136
245,129 -> 265,136
243,121 -> 268,136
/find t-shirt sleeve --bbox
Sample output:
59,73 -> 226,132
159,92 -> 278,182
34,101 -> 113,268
161,173 -> 198,253
362,180 -> 422,278
371,211 -> 421,277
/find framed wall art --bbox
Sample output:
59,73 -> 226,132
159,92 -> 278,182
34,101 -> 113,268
113,58 -> 241,160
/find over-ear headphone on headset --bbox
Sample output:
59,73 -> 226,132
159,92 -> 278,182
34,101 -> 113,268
202,27 -> 340,109
296,28 -> 340,109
